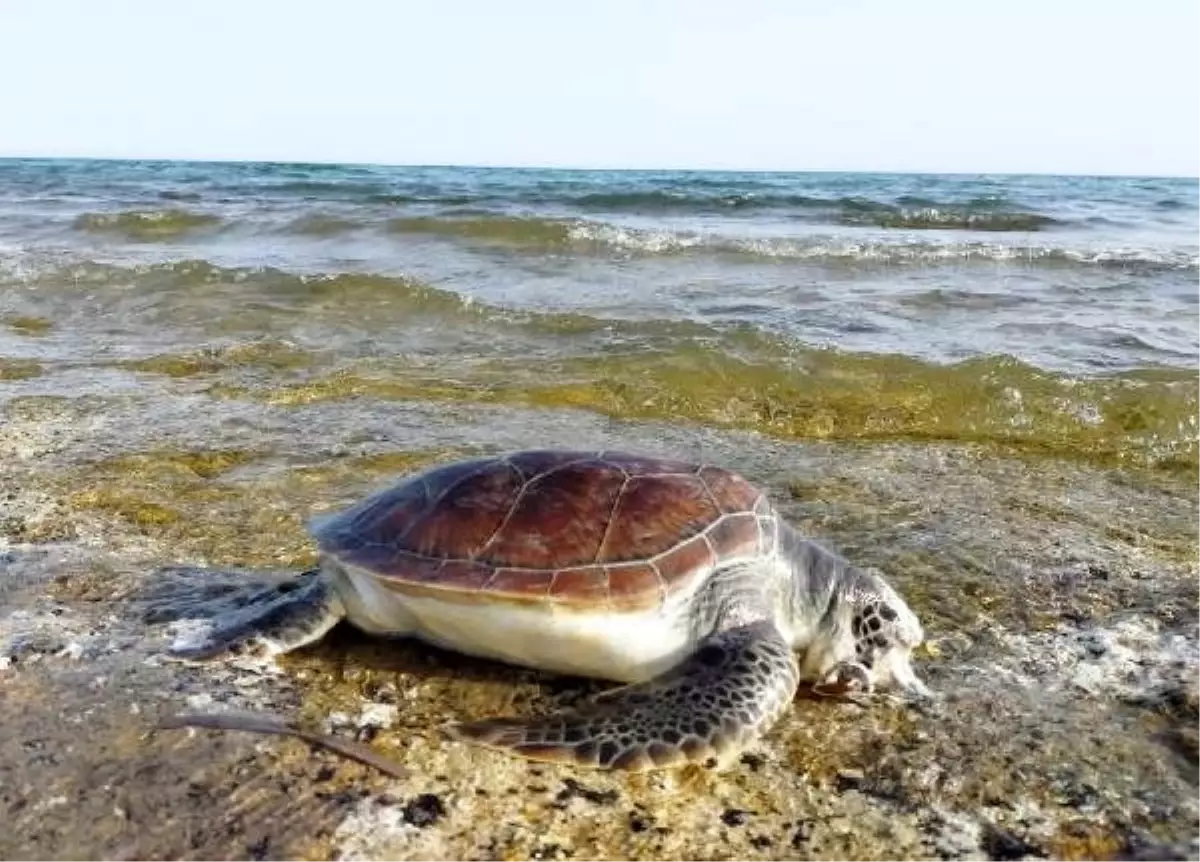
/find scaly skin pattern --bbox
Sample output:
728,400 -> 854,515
162,569 -> 345,662
444,533 -> 929,772
447,618 -> 799,772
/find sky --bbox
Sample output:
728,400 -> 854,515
1,0 -> 1197,176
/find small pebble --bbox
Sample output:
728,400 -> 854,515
981,823 -> 1039,860
791,821 -> 813,849
721,808 -> 750,827
554,778 -> 618,807
358,701 -> 398,729
58,642 -> 86,660
835,768 -> 865,792
401,793 -> 445,827
739,752 -> 765,771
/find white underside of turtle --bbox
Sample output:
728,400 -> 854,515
336,559 -> 702,682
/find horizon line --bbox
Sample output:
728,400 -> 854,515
0,153 -> 1195,182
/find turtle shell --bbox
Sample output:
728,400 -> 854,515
312,449 -> 775,611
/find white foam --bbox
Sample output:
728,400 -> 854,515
560,221 -> 1198,268
985,614 -> 1198,704
166,617 -> 216,654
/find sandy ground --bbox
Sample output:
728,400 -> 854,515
1,383 -> 1197,860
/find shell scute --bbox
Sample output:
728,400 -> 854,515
321,481 -> 428,548
507,449 -> 596,478
598,474 -> 717,564
368,551 -> 444,585
485,568 -> 553,600
705,513 -> 761,560
437,558 -> 494,590
403,461 -> 522,557
335,542 -> 399,573
606,562 -> 663,609
483,460 -> 625,568
598,451 -> 696,475
698,465 -> 761,514
421,455 -> 498,500
550,568 -> 610,604
656,534 -> 717,583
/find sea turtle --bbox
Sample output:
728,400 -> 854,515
154,449 -> 931,772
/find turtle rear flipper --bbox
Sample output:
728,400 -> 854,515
447,620 -> 799,772
162,569 -> 345,662
138,566 -> 289,624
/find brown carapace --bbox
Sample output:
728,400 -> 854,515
313,449 -> 775,611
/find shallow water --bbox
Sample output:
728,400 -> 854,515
0,160 -> 1197,860
2,160 -> 1197,475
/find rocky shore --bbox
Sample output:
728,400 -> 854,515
1,378 -> 1196,860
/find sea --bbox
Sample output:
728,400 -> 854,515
0,159 -> 1196,471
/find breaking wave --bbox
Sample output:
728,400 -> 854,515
575,191 -> 1058,230
384,214 -> 1197,271
73,209 -> 221,241
834,205 -> 1057,231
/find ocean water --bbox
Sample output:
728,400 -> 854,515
0,158 -> 1196,470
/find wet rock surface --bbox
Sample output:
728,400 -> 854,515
1,385 -> 1197,860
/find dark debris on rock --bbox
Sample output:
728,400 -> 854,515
552,778 -> 618,808
401,793 -> 446,827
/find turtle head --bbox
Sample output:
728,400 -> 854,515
796,563 -> 930,699
839,566 -> 930,698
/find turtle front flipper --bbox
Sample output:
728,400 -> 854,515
163,568 -> 345,662
447,620 -> 799,772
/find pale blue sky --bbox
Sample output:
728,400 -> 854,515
2,0 -> 1196,176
